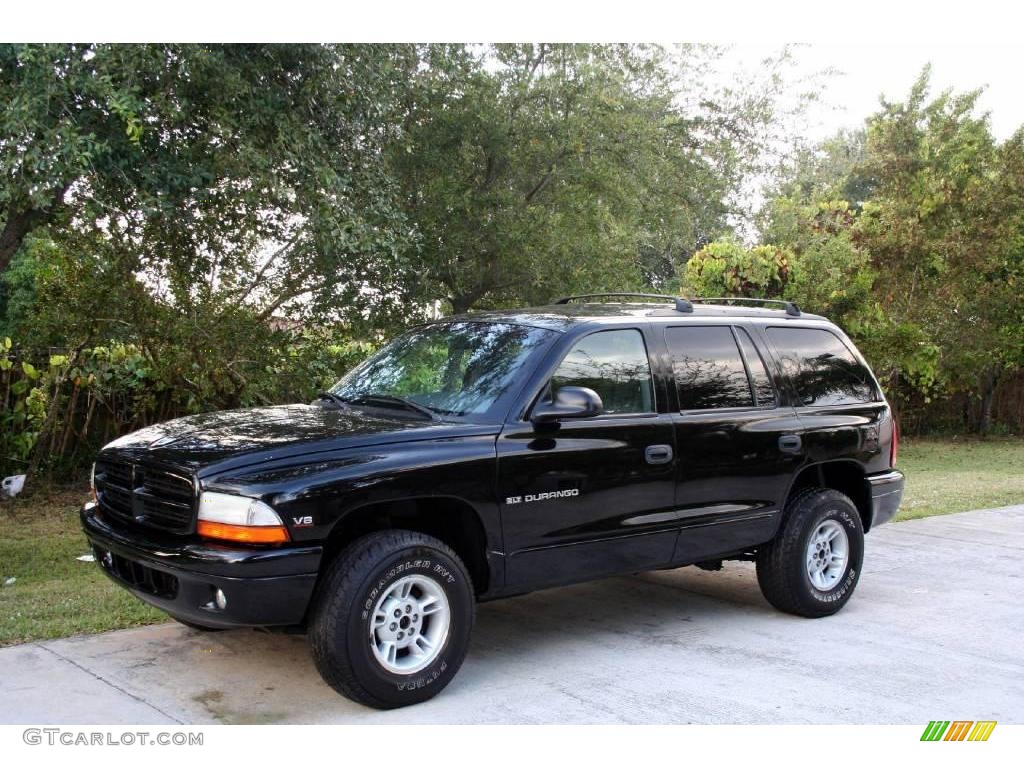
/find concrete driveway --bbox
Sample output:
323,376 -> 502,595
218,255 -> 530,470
2,505 -> 1022,724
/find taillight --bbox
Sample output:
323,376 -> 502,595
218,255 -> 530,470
890,417 -> 900,467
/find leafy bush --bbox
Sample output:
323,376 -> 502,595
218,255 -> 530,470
683,241 -> 792,298
0,331 -> 375,480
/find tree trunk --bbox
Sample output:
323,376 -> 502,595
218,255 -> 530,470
449,294 -> 477,315
978,368 -> 999,436
0,207 -> 45,273
0,184 -> 72,274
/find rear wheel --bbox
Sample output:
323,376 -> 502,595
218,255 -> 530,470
756,488 -> 864,618
309,530 -> 475,709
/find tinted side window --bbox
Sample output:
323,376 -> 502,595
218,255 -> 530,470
735,327 -> 776,407
766,327 -> 878,406
550,329 -> 654,414
665,326 -> 753,410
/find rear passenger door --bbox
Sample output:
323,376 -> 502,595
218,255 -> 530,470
662,324 -> 801,564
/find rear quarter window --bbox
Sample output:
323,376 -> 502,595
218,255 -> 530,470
766,326 -> 879,406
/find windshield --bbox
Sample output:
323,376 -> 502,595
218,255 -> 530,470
331,321 -> 557,420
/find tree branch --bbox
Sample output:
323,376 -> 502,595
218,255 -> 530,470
524,167 -> 556,203
256,274 -> 334,320
232,234 -> 301,306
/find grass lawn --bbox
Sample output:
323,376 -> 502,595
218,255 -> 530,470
896,437 -> 1024,521
0,488 -> 166,647
1,437 -> 1022,647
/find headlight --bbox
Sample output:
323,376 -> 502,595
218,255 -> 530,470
197,492 -> 290,544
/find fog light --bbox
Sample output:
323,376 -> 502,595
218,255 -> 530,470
214,589 -> 228,611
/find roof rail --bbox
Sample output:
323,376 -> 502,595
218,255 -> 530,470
690,297 -> 801,317
553,292 -> 693,313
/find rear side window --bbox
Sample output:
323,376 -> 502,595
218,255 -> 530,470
766,327 -> 878,406
665,326 -> 759,410
550,329 -> 654,414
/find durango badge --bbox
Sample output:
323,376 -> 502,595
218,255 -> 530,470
506,488 -> 579,505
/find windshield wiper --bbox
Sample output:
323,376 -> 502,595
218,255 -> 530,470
315,391 -> 352,410
350,393 -> 441,421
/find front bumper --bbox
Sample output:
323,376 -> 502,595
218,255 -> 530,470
81,502 -> 323,629
867,469 -> 905,529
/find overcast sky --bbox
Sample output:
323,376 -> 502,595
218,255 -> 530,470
728,43 -> 1023,142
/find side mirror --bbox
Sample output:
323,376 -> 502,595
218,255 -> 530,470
531,386 -> 603,425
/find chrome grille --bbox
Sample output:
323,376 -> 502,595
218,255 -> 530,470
95,457 -> 196,534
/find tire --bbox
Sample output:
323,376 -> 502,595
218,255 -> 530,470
756,487 -> 865,618
173,617 -> 225,632
309,529 -> 475,709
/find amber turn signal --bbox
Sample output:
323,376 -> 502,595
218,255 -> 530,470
197,520 -> 290,544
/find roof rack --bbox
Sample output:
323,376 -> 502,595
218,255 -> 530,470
689,297 -> 801,317
553,292 -> 693,313
551,293 -> 801,317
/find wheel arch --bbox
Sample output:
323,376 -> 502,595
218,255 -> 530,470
319,495 -> 493,597
784,460 -> 873,532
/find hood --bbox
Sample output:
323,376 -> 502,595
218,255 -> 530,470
99,404 -> 498,474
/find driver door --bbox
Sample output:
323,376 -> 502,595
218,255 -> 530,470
496,327 -> 678,591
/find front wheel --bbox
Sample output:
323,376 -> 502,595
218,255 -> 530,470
309,530 -> 475,709
756,488 -> 865,618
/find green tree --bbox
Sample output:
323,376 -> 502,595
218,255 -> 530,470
759,68 -> 1024,431
0,44 -> 422,475
760,129 -> 870,218
390,44 -> 798,312
0,43 -> 413,325
853,68 -> 1016,430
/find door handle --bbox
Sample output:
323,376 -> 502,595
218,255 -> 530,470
778,434 -> 803,454
644,444 -> 674,465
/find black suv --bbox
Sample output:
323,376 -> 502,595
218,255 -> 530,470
82,294 -> 904,709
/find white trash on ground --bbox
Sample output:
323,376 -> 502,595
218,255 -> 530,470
1,474 -> 26,498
